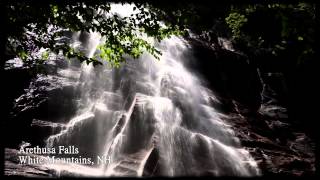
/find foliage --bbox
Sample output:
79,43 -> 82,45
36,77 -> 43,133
5,1 -> 186,68
225,12 -> 247,39
224,3 -> 316,65
5,1 -> 316,70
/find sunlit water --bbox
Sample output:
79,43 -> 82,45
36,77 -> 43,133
39,29 -> 261,177
13,4 -> 262,177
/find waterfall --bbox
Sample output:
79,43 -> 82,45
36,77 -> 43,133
34,4 -> 259,177
41,29 -> 260,177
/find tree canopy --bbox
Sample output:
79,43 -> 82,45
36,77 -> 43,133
225,3 -> 316,67
4,0 -> 186,68
2,1 -> 316,70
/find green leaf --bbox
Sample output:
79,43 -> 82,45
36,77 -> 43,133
41,51 -> 49,60
18,51 -> 28,61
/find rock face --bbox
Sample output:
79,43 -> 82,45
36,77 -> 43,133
5,149 -> 55,177
222,108 -> 315,176
188,38 -> 263,114
4,58 -> 79,148
185,37 -> 315,176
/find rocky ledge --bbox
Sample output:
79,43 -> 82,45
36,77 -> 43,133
5,149 -> 55,177
222,105 -> 315,176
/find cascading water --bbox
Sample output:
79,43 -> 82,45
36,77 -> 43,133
40,29 -> 260,177
28,4 -> 259,177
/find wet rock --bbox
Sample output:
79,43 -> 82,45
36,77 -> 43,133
29,119 -> 66,146
188,38 -> 262,114
5,71 -> 78,148
5,148 -> 55,177
11,74 -> 78,121
260,72 -> 289,107
224,112 -> 315,176
259,105 -> 288,120
142,148 -> 160,176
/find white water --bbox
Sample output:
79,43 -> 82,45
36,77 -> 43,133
39,4 -> 260,175
41,30 -> 260,177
